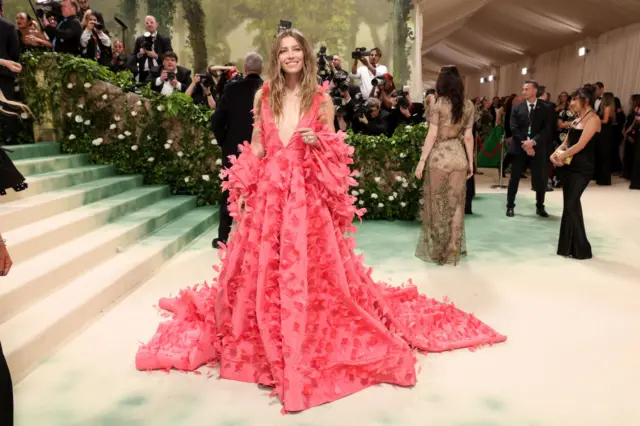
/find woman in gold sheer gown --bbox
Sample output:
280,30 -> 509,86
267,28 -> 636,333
414,66 -> 475,265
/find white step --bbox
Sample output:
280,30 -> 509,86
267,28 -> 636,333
14,153 -> 89,177
0,175 -> 143,232
2,206 -> 218,383
4,186 -> 170,264
0,164 -> 115,204
0,196 -> 199,324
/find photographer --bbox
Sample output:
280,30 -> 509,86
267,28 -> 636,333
148,51 -> 191,96
352,97 -> 389,136
109,40 -> 137,76
185,71 -> 215,109
328,79 -> 356,132
212,64 -> 241,102
350,47 -> 387,100
133,15 -> 172,83
79,10 -> 111,66
43,0 -> 82,55
388,87 -> 425,134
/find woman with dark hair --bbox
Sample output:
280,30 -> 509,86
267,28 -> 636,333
622,94 -> 640,180
594,92 -> 615,185
414,65 -> 475,265
551,85 -> 601,259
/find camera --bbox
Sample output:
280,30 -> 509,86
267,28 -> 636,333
166,72 -> 175,81
142,31 -> 154,51
95,22 -> 103,31
332,69 -> 349,92
34,0 -> 63,23
278,20 -> 292,34
316,46 -> 335,81
371,76 -> 386,87
351,47 -> 371,60
394,86 -> 411,109
198,73 -> 214,88
352,93 -> 367,119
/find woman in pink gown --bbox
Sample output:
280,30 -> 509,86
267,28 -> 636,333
136,29 -> 506,413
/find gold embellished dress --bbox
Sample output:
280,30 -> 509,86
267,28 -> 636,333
415,98 -> 475,265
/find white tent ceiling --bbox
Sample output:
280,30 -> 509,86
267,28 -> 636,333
419,0 -> 640,79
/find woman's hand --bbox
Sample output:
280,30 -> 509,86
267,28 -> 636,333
0,59 -> 22,73
467,163 -> 474,180
0,244 -> 13,277
296,128 -> 318,146
550,153 -> 564,167
415,159 -> 425,179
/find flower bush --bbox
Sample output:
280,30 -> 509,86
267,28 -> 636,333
17,51 -> 427,219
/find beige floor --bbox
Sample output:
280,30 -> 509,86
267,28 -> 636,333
13,171 -> 640,426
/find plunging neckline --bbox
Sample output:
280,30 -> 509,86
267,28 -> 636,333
275,110 -> 308,149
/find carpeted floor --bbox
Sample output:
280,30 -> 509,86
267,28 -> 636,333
13,175 -> 640,426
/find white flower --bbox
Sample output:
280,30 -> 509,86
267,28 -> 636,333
399,152 -> 406,158
210,138 -> 217,145
402,182 -> 409,188
358,200 -> 364,205
20,112 -> 28,119
164,143 -> 171,149
393,191 -> 398,197
351,190 -> 359,196
109,124 -> 116,130
218,171 -> 225,179
395,176 -> 402,182
117,134 -> 125,140
157,105 -> 165,111
131,145 -> 138,151
147,135 -> 152,141
419,199 -> 424,205
184,177 -> 190,183
68,134 -> 76,140
400,202 -> 407,208
374,177 -> 381,183
215,158 -> 222,166
370,193 -> 378,199
114,115 -> 121,122
131,111 -> 137,117
202,175 -> 210,182
405,125 -> 412,130
124,131 -> 131,136
147,157 -> 154,162
75,115 -> 83,123
66,112 -> 73,118
377,203 -> 384,208
84,120 -> 90,125
84,82 -> 91,89
102,94 -> 108,100
136,100 -> 142,106
166,139 -> 173,145
67,83 -> 73,89
91,138 -> 103,146
358,189 -> 365,194
388,196 -> 394,201
177,151 -> 184,157
78,104 -> 84,109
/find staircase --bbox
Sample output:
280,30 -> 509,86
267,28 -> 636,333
0,142 -> 218,383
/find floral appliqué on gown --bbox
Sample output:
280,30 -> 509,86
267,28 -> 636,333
136,82 -> 506,413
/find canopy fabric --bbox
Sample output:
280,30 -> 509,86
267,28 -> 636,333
419,0 -> 640,82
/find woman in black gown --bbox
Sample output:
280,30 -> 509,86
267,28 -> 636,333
551,85 -> 601,260
0,70 -> 29,196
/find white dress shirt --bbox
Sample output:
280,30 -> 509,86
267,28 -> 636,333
351,64 -> 388,100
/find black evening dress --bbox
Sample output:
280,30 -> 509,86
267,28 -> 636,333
558,126 -> 596,259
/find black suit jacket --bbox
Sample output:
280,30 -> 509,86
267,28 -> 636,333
211,74 -> 264,167
45,16 -> 82,55
509,99 -> 551,156
0,16 -> 22,80
132,33 -> 172,76
147,65 -> 192,94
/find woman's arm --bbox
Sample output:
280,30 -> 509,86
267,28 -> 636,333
601,106 -> 612,124
557,116 -> 601,161
250,89 -> 265,159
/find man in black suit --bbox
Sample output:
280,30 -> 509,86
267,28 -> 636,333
133,16 -> 172,84
0,0 -> 21,146
147,51 -> 191,95
43,0 -> 82,55
211,52 -> 264,248
507,80 -> 551,217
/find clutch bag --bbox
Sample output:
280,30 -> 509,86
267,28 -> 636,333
563,155 -> 573,165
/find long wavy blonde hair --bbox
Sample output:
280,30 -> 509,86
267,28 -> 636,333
266,29 -> 318,119
0,89 -> 31,117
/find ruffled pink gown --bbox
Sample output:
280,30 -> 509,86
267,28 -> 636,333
136,82 -> 506,413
